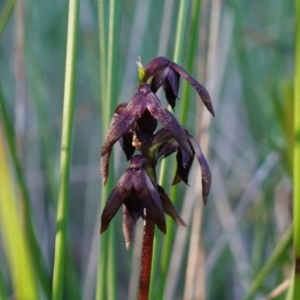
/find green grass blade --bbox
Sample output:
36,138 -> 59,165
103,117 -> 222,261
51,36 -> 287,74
96,0 -> 120,299
98,0 -> 107,106
51,0 -> 79,298
0,129 -> 39,299
292,0 -> 300,298
0,86 -> 51,296
172,0 -> 189,63
0,264 -> 8,299
179,0 -> 201,124
245,225 -> 292,300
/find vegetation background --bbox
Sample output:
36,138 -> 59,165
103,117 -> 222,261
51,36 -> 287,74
0,0 -> 297,299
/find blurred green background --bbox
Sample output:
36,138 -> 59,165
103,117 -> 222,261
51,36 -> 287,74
0,0 -> 296,299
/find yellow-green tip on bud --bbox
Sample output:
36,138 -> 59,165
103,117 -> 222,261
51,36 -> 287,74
136,56 -> 146,83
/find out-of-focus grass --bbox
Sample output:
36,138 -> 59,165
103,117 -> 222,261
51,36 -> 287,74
0,0 -> 296,299
0,128 -> 38,299
290,0 -> 300,298
96,0 -> 120,299
0,0 -> 15,36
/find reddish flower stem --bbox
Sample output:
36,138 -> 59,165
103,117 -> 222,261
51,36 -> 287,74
138,210 -> 155,300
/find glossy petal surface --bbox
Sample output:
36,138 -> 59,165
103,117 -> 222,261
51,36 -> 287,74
124,190 -> 144,222
188,135 -> 212,205
158,186 -> 186,226
146,92 -> 193,156
163,68 -> 180,108
133,170 -> 166,234
122,205 -> 134,249
150,128 -> 173,148
119,132 -> 135,160
134,109 -> 158,145
156,138 -> 178,160
171,62 -> 215,116
100,170 -> 133,233
172,149 -> 193,185
144,56 -> 171,82
101,148 -> 111,186
150,66 -> 169,93
101,93 -> 147,156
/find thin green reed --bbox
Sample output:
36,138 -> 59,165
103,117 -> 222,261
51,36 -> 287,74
96,0 -> 120,299
51,0 -> 79,299
0,267 -> 7,300
0,129 -> 38,299
292,0 -> 300,298
96,1 -> 108,298
0,86 -> 51,296
98,0 -> 107,107
179,0 -> 202,124
245,225 -> 292,300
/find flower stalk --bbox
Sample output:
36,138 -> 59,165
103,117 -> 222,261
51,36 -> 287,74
100,56 -> 214,298
138,211 -> 155,300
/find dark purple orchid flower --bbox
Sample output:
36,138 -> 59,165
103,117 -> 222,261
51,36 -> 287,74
153,128 -> 211,205
114,102 -> 157,160
144,56 -> 214,116
101,83 -> 192,157
101,83 -> 194,185
101,155 -> 185,247
101,100 -> 157,185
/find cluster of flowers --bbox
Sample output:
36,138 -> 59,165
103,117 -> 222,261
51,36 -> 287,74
100,57 -> 214,247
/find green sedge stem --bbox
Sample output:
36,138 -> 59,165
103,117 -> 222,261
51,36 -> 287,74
96,0 -> 120,299
51,0 -> 79,298
293,0 -> 300,298
245,225 -> 292,300
0,87 -> 51,296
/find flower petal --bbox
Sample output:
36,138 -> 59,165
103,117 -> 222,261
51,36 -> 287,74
144,56 -> 171,82
100,169 -> 133,233
122,205 -> 134,249
134,109 -> 158,144
158,186 -> 186,226
150,66 -> 170,93
101,114 -> 119,184
119,132 -> 135,160
156,138 -> 178,160
133,170 -> 166,234
101,93 -> 147,157
146,92 -> 193,156
171,62 -> 215,116
163,68 -> 180,108
124,190 -> 144,222
101,148 -> 111,186
188,135 -> 212,205
129,155 -> 151,171
150,128 -> 173,148
172,149 -> 193,185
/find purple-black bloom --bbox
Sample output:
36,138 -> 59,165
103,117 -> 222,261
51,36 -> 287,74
101,83 -> 194,185
144,56 -> 215,116
153,128 -> 212,205
114,102 -> 157,160
101,155 -> 185,247
101,56 -> 213,252
101,83 -> 192,157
